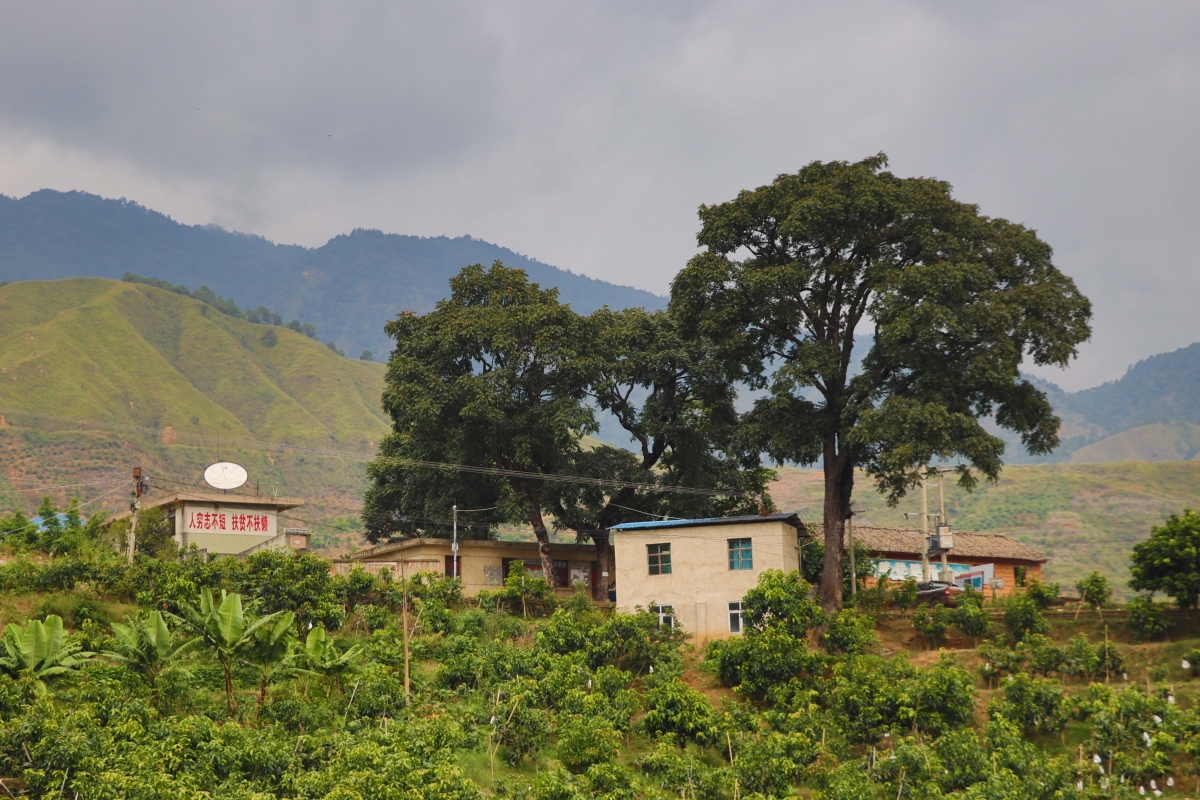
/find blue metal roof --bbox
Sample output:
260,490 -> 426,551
610,512 -> 802,532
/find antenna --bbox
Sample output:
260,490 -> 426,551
204,462 -> 248,491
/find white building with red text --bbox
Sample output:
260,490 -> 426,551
110,491 -> 309,558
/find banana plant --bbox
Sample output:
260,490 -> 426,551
0,615 -> 97,693
102,610 -> 199,689
242,611 -> 298,717
173,588 -> 285,711
300,627 -> 364,696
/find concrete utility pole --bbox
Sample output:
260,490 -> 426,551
452,504 -> 459,579
920,476 -> 930,581
127,466 -> 146,564
937,472 -> 951,581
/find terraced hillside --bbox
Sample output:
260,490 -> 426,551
0,278 -> 390,530
769,461 -> 1200,592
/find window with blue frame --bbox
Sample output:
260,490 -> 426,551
728,538 -> 753,570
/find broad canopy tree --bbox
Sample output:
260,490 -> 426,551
363,261 -> 595,579
670,155 -> 1092,612
545,306 -> 772,597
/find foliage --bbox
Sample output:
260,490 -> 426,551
1125,594 -> 1169,642
641,678 -> 719,746
827,653 -> 975,742
0,615 -> 95,692
670,154 -> 1092,611
1026,580 -> 1060,610
102,610 -> 197,688
173,588 -> 286,710
741,569 -> 824,638
1003,594 -> 1048,641
1129,508 -> 1200,608
954,601 -> 992,642
121,272 -> 319,338
363,261 -> 594,579
893,576 -> 919,609
989,672 -> 1071,736
912,603 -> 953,648
705,626 -> 818,697
820,608 -> 878,655
1075,571 -> 1113,611
556,714 -> 621,772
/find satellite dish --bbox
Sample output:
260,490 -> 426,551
204,462 -> 248,490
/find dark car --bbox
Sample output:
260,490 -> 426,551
916,581 -> 965,607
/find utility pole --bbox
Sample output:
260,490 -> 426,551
127,466 -> 146,564
401,557 -> 410,702
920,475 -> 930,582
937,471 -> 951,581
452,504 -> 459,580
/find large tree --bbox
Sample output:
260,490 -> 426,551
362,261 -> 594,579
544,307 -> 772,598
670,155 -> 1091,612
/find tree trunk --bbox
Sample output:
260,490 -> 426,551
527,504 -> 556,586
592,532 -> 613,601
820,444 -> 855,614
223,657 -> 236,711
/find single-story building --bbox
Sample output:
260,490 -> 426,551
109,491 -> 310,557
339,538 -> 601,599
610,513 -> 804,643
842,524 -> 1046,595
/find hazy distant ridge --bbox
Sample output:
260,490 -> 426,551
0,189 -> 665,360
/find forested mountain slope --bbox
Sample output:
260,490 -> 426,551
0,278 -> 389,522
0,190 -> 665,361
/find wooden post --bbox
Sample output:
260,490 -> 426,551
401,559 -> 410,702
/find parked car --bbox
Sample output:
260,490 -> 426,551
916,581 -> 964,606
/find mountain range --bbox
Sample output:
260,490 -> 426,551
0,190 -> 665,361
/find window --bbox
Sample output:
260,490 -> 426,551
444,555 -> 462,578
647,543 -> 672,575
654,604 -> 675,629
728,538 -> 753,570
728,601 -> 744,633
553,559 -> 570,588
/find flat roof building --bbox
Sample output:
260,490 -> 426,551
341,538 -> 601,600
610,513 -> 804,644
110,491 -> 310,558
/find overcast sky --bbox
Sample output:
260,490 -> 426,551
0,1 -> 1197,391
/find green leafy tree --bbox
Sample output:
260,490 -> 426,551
1025,580 -> 1060,610
556,714 -> 621,773
741,569 -> 824,638
954,602 -> 992,644
544,307 -> 772,598
669,155 -> 1091,611
0,615 -> 96,693
299,627 -> 363,694
363,262 -> 595,578
1130,509 -> 1200,608
819,608 -> 877,655
1003,594 -> 1048,642
912,603 -> 952,648
641,678 -> 719,746
1075,572 -> 1113,613
1126,594 -> 1169,642
989,673 -> 1071,736
174,588 -> 286,710
243,611 -> 298,716
103,610 -> 198,689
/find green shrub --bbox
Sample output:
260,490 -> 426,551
1183,647 -> 1200,677
556,714 -> 620,772
1060,634 -> 1100,683
990,673 -> 1071,735
1126,594 -> 1169,642
1017,633 -> 1064,677
911,603 -> 952,648
892,577 -> 918,610
1074,572 -> 1113,611
741,569 -> 824,638
1025,580 -> 1059,610
954,602 -> 992,642
705,626 -> 817,696
1002,594 -> 1048,642
819,608 -> 877,655
641,678 -> 719,745
1129,508 -> 1200,609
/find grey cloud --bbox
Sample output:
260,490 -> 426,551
0,1 -> 1198,390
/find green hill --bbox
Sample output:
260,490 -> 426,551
0,190 -> 666,361
0,278 -> 390,528
769,461 -> 1200,592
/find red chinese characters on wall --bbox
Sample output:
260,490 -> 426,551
184,508 -> 273,534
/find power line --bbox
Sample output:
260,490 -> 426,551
0,407 -> 754,498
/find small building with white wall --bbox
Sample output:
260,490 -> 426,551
110,491 -> 310,557
610,513 -> 804,643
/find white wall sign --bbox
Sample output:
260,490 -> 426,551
183,505 -> 277,536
